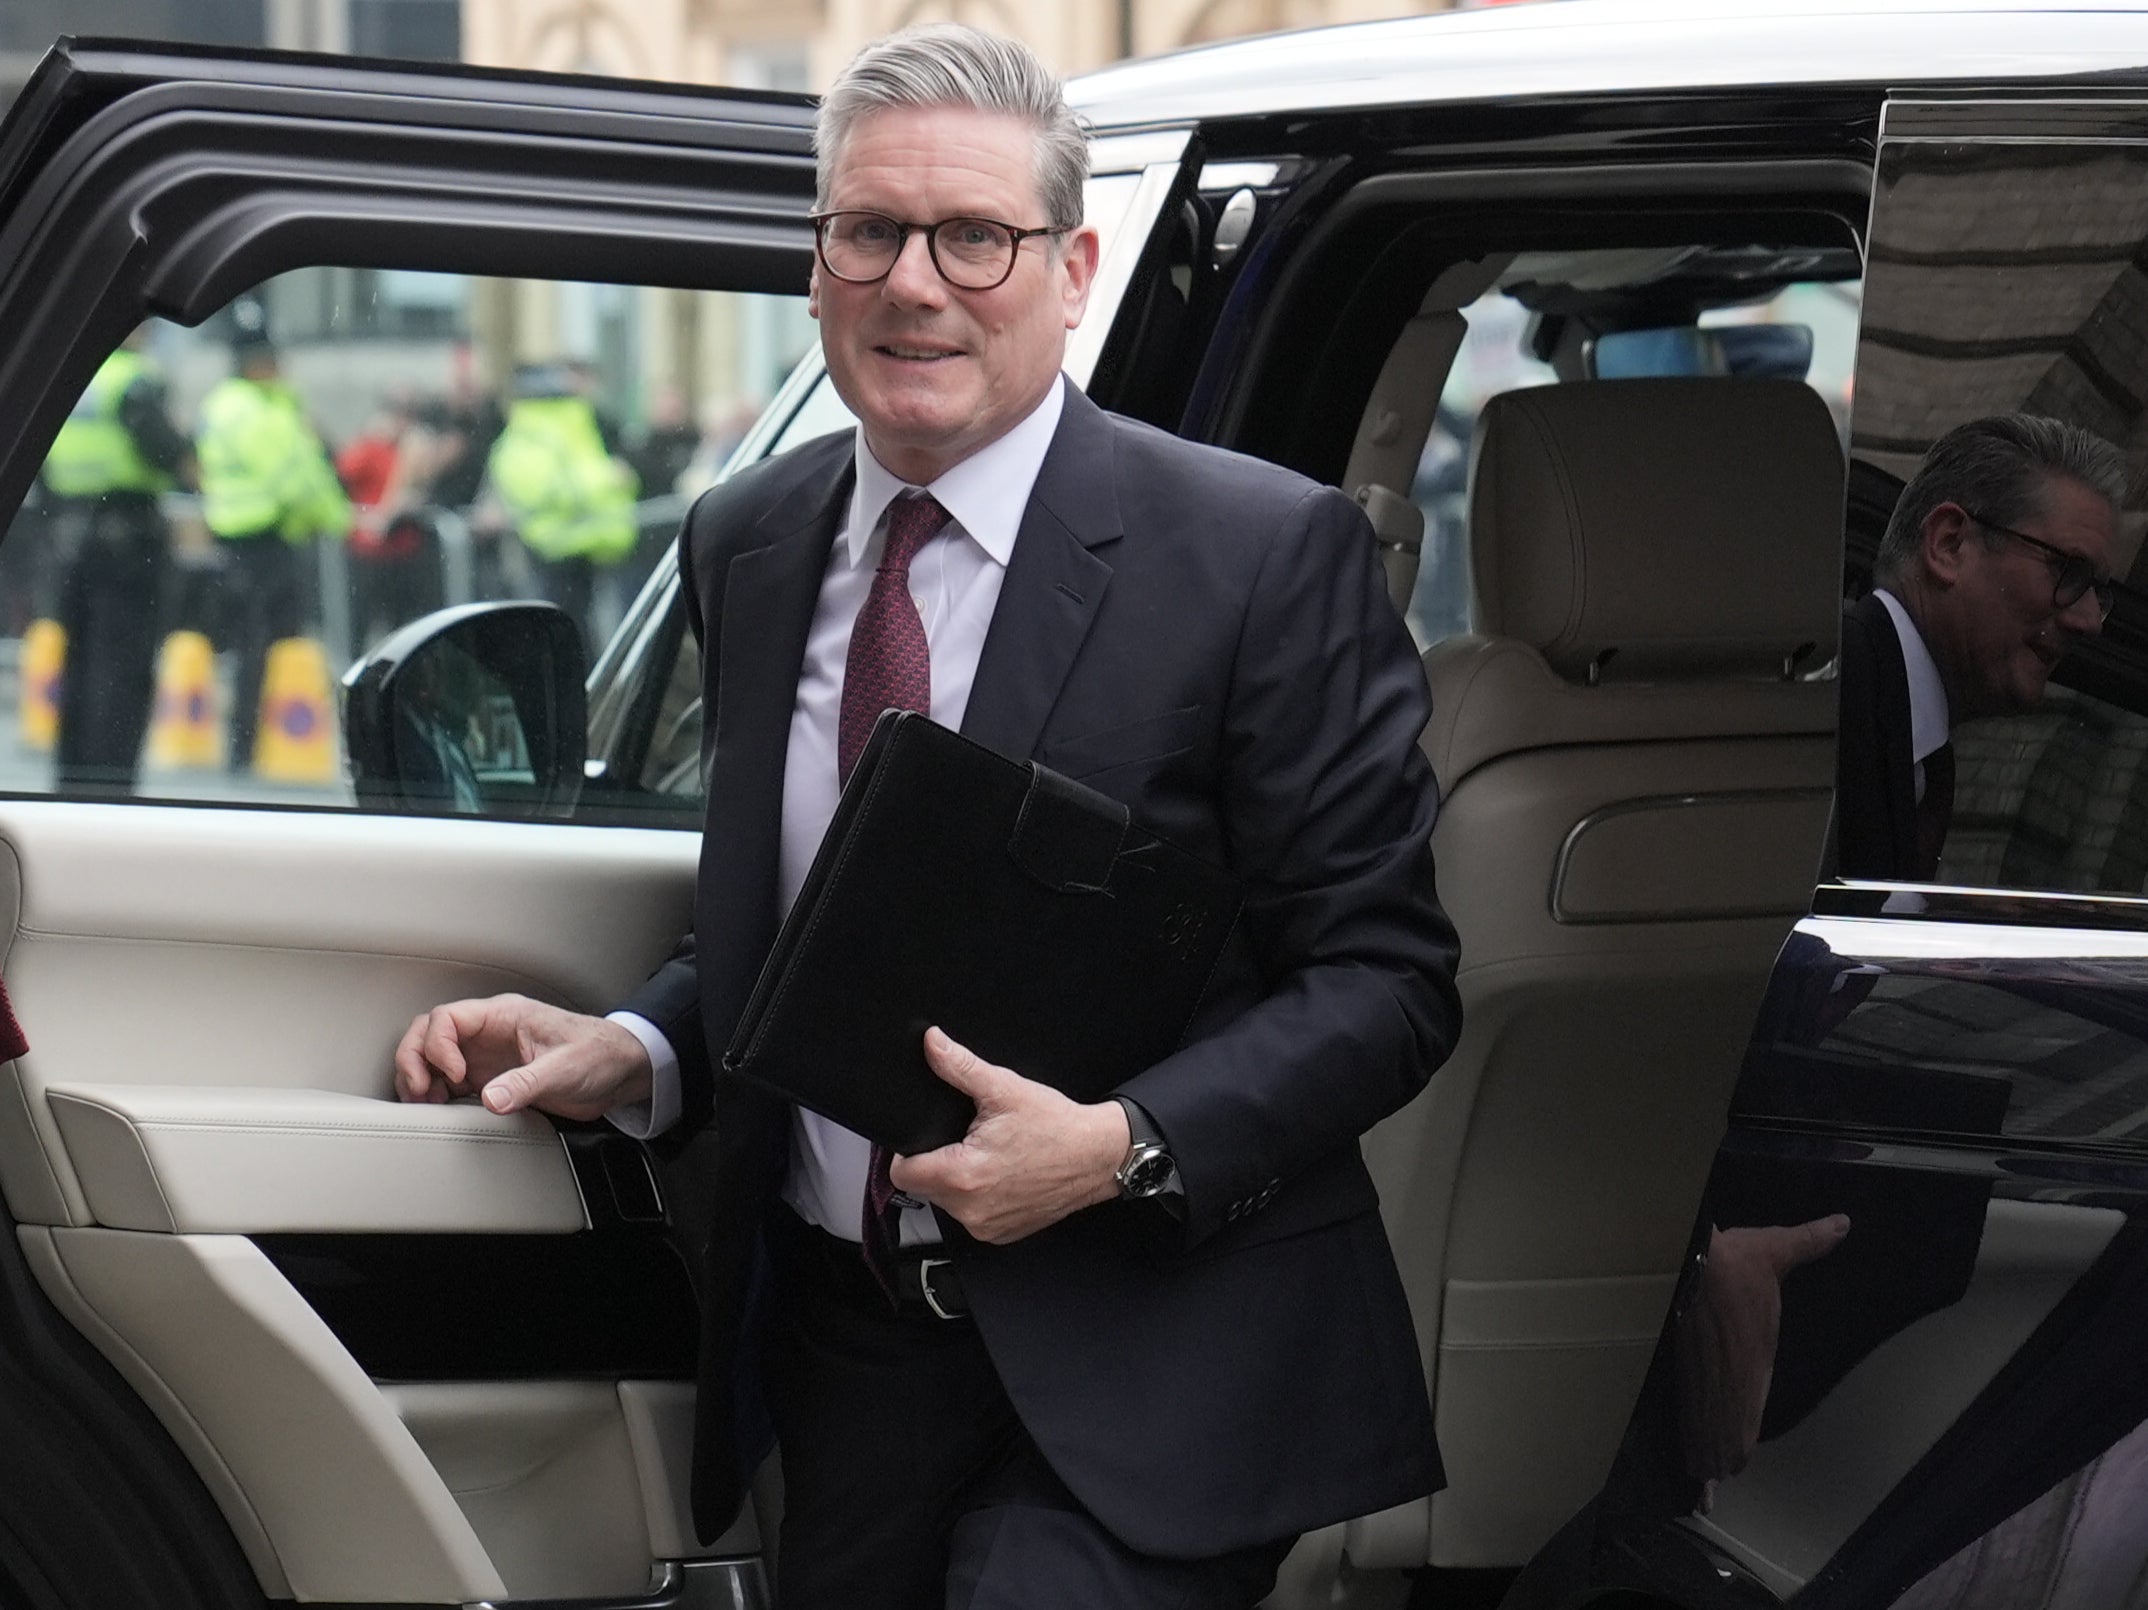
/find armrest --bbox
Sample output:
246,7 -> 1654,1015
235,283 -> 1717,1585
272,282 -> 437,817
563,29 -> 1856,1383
45,1084 -> 587,1235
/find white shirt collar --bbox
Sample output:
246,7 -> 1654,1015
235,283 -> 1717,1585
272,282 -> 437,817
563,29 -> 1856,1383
1874,588 -> 1951,763
842,376 -> 1067,571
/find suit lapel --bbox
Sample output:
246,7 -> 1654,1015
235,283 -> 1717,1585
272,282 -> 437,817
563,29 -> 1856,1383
961,384 -> 1121,760
706,444 -> 852,933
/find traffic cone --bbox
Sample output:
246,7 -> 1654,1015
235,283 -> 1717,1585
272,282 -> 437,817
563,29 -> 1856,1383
18,618 -> 64,751
251,637 -> 339,783
146,630 -> 221,768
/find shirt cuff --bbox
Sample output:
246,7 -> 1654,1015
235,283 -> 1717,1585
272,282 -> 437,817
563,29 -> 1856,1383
604,1011 -> 681,1140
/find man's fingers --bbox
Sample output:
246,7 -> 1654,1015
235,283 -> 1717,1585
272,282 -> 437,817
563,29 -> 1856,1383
922,1027 -> 1008,1103
394,1009 -> 467,1103
887,1150 -> 937,1197
392,1015 -> 434,1101
1764,1213 -> 1851,1276
481,1072 -> 527,1114
481,1036 -> 578,1116
485,1034 -> 634,1121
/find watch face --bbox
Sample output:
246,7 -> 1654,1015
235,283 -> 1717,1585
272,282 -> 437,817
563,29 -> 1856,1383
1120,1146 -> 1174,1198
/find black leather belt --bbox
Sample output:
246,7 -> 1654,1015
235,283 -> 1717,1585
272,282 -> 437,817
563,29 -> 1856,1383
772,1206 -> 972,1321
893,1252 -> 968,1320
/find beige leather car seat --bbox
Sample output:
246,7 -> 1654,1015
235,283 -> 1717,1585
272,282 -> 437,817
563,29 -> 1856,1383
1354,377 -> 1847,1571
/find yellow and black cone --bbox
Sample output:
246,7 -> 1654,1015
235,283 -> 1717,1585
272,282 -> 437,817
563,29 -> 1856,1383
18,618 -> 63,751
252,637 -> 338,783
146,630 -> 221,768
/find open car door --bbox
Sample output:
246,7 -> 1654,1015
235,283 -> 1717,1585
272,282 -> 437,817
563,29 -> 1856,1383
0,38 -> 819,1610
1514,81 -> 2148,1610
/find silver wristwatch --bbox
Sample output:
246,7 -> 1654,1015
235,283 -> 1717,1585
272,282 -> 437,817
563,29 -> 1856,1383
1112,1097 -> 1178,1200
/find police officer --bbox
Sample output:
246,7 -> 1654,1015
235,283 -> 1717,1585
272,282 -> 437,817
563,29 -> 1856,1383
42,324 -> 192,796
485,363 -> 638,649
194,330 -> 349,768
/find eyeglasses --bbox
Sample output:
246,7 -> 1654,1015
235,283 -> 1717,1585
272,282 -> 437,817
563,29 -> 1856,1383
810,210 -> 1069,292
1964,508 -> 2118,619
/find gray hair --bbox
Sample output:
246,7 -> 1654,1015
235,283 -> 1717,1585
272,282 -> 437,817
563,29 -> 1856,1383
1877,412 -> 2130,583
815,24 -> 1088,232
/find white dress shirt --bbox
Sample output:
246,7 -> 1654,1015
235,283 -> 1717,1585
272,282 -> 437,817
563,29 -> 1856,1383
1873,588 -> 1951,798
608,378 -> 1067,1246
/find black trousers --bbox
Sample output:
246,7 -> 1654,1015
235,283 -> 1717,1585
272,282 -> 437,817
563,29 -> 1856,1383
759,1208 -> 1294,1610
215,533 -> 302,768
53,496 -> 166,797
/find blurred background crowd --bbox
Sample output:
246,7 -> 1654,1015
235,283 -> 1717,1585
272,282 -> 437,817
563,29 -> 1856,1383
0,269 -> 809,797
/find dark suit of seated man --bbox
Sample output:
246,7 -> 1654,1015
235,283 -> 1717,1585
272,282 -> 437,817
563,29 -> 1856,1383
1835,412 -> 2125,883
392,23 -> 1461,1609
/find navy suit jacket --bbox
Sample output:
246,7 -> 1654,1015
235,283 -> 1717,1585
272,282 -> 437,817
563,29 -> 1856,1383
621,381 -> 1461,1558
1834,591 -> 1921,882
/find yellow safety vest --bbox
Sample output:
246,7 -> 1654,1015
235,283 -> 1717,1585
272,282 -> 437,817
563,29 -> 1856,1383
487,396 -> 639,564
43,350 -> 171,498
196,376 -> 351,543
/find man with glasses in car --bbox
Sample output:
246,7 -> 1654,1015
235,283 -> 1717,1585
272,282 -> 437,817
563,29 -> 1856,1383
396,23 -> 1459,1608
1837,412 -> 2128,882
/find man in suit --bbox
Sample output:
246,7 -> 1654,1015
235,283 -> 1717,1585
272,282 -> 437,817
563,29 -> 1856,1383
1836,412 -> 2126,882
395,24 -> 1459,1608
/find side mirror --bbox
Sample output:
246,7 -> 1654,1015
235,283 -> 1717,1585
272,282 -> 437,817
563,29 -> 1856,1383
342,602 -> 587,818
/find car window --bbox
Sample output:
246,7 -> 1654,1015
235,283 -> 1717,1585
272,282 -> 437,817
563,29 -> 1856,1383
6,267 -> 812,817
1405,263 -> 1861,648
1839,137 -> 2148,897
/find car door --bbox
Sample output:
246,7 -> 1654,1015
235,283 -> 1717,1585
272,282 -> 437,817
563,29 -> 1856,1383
0,39 -> 1196,1610
0,40 -> 823,1610
1513,82 -> 2148,1610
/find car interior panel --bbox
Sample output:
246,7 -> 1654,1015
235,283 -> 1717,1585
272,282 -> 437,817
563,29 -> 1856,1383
0,798 -> 722,1602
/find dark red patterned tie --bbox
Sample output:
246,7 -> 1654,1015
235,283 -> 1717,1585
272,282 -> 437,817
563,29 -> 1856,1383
840,492 -> 949,1295
838,492 -> 949,786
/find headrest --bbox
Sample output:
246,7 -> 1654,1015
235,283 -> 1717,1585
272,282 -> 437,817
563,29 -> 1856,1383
1467,378 -> 1845,682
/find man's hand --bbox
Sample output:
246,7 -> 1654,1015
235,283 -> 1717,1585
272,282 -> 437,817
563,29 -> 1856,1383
1675,1213 -> 1852,1500
888,1027 -> 1129,1245
393,993 -> 652,1122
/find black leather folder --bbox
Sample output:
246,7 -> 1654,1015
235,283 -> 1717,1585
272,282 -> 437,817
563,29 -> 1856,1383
722,711 -> 1242,1155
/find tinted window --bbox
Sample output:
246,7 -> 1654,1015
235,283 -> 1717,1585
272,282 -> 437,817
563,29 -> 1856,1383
1841,140 -> 2148,895
6,268 -> 810,820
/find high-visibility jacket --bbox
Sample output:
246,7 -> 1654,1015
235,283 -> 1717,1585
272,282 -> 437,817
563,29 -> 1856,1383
195,376 -> 351,543
43,350 -> 172,498
487,396 -> 639,564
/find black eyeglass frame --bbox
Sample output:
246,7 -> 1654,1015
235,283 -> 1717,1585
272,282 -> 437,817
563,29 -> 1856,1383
1962,506 -> 2119,619
808,210 -> 1072,292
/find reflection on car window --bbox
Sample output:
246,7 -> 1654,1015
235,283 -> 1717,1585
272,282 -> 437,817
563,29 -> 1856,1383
2,268 -> 811,820
1839,139 -> 2148,898
1405,256 -> 1861,649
